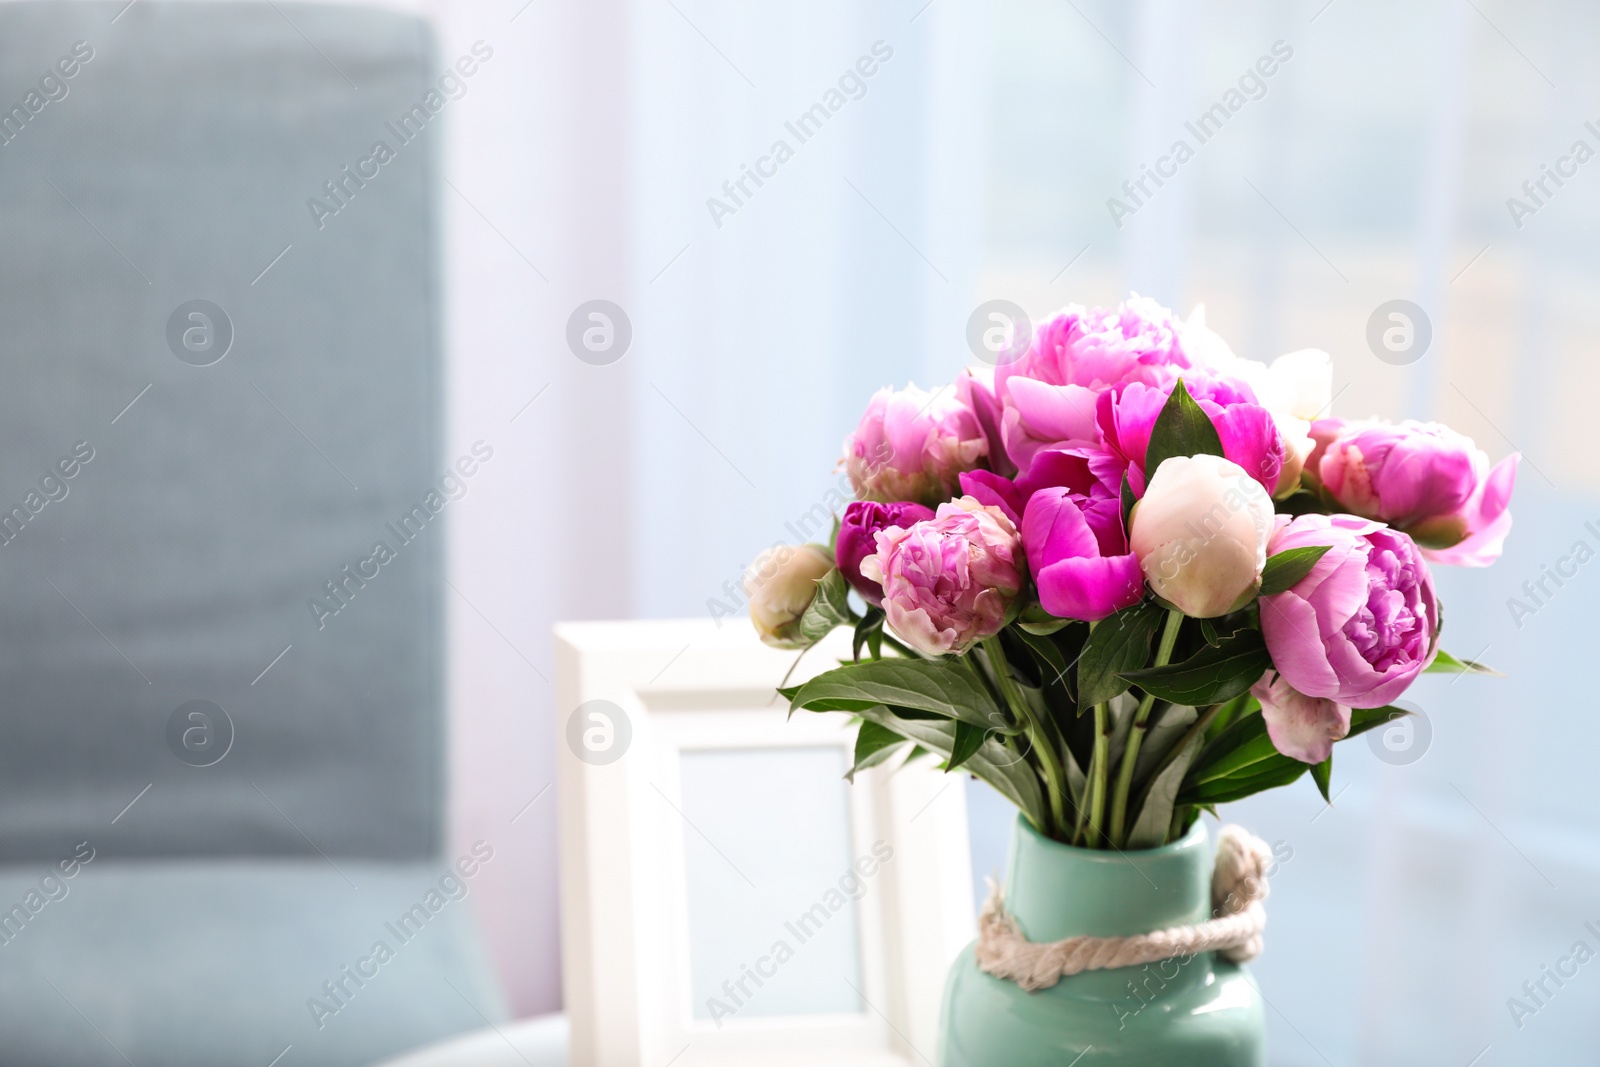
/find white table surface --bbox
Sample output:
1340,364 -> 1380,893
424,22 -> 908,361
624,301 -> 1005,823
371,1014 -> 568,1067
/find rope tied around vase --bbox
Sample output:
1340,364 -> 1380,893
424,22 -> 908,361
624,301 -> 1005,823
975,825 -> 1274,993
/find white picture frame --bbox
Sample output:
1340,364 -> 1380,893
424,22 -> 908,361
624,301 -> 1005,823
554,618 -> 975,1067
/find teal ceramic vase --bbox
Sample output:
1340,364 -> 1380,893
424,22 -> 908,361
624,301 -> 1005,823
939,815 -> 1265,1065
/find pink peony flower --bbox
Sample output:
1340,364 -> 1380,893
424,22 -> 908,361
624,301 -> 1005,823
957,366 -> 1013,478
843,384 -> 987,507
1259,514 -> 1439,709
834,500 -> 935,606
1022,488 -> 1144,621
1097,376 -> 1286,499
993,296 -> 1207,474
1311,419 -> 1519,568
860,497 -> 1024,656
1251,671 -> 1350,764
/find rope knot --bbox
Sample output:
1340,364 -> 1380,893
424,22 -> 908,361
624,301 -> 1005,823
974,824 -> 1273,992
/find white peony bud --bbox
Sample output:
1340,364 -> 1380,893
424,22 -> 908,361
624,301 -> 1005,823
742,544 -> 834,647
1129,454 -> 1275,618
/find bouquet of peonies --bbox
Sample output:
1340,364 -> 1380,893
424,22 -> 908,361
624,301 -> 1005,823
755,296 -> 1518,849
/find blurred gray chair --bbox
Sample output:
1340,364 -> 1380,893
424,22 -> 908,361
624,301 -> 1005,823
0,3 -> 506,1063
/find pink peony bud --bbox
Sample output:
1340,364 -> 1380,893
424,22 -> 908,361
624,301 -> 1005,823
1314,420 -> 1518,568
842,384 -> 987,507
1128,454 -> 1275,618
860,497 -> 1024,656
742,543 -> 834,648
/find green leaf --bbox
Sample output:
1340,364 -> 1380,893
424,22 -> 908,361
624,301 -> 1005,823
1077,600 -> 1164,708
1131,704 -> 1195,780
1259,545 -> 1332,596
1344,704 -> 1406,740
1126,730 -> 1203,849
1311,755 -> 1332,803
788,657 -> 1003,729
1009,627 -> 1071,691
1425,648 -> 1505,677
854,704 -> 1045,827
1143,378 -> 1224,479
798,568 -> 853,644
847,720 -> 908,782
1186,706 -> 1278,786
1120,628 -> 1271,707
789,694 -> 882,713
852,607 -> 885,663
947,720 -> 985,772
1179,756 -> 1307,805
1254,547 -> 1331,598
885,706 -> 950,721
1120,472 -> 1136,530
1206,692 -> 1257,741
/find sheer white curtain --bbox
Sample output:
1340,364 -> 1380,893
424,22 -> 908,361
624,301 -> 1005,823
421,0 -> 990,1015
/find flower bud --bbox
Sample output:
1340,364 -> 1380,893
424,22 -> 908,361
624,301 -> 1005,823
742,544 -> 834,647
843,384 -> 987,506
1314,419 -> 1518,567
1128,454 -> 1274,618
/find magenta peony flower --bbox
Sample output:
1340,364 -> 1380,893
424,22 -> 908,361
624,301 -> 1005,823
835,500 -> 935,606
1251,671 -> 1350,764
843,383 -> 987,507
1311,419 -> 1519,568
959,444 -> 1127,554
1022,487 -> 1144,621
1013,446 -> 1128,551
957,468 -> 1027,527
993,296 -> 1207,474
1259,514 -> 1439,709
1097,376 -> 1286,498
859,497 -> 1024,656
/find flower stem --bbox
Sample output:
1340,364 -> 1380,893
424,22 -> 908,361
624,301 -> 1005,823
982,636 -> 1070,839
1073,745 -> 1092,846
1087,702 -> 1110,847
1108,608 -> 1184,848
